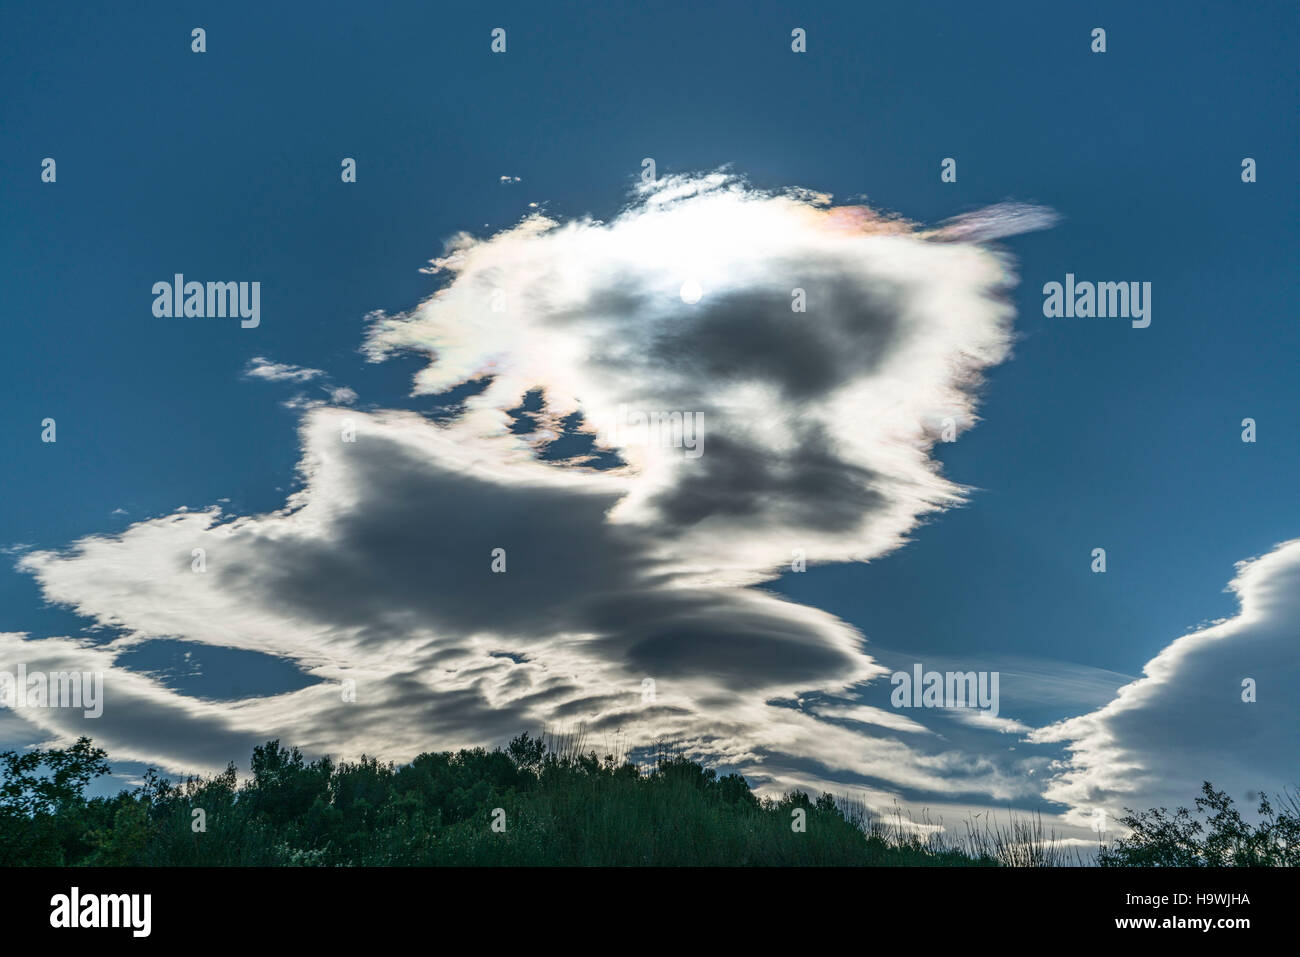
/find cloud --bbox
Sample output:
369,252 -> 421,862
244,357 -> 324,383
0,633 -> 261,770
1031,540 -> 1300,826
809,702 -> 933,734
244,358 -> 359,410
15,409 -> 889,771
9,173 -> 1063,814
364,172 -> 1033,580
926,202 -> 1059,243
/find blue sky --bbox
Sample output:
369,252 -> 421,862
2,1 -> 1297,840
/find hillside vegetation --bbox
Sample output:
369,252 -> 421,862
1,735 -> 1291,866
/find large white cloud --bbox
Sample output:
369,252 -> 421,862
7,173 -> 1078,823
1032,539 -> 1300,827
363,173 -> 1052,579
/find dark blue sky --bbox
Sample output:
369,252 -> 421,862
2,1 -> 1297,810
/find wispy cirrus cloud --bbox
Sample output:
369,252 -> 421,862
244,357 -> 358,409
243,357 -> 324,383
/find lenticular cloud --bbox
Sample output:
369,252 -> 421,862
13,173 -> 1053,801
366,173 -> 1044,580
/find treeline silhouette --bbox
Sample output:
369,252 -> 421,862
1,735 -> 1293,866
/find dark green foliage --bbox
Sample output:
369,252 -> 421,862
0,737 -> 109,865
1,733 -> 983,866
1099,781 -> 1300,867
7,736 -> 1283,866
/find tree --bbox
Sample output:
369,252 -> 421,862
0,737 -> 111,865
1101,781 -> 1300,866
0,736 -> 109,816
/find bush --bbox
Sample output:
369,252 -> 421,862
1100,781 -> 1300,867
16,735 -> 1278,867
